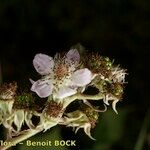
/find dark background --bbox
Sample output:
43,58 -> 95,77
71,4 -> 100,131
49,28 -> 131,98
0,0 -> 150,150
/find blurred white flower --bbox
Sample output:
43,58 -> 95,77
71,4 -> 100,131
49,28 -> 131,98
30,49 -> 93,99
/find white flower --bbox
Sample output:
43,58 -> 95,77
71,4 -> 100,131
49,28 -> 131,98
30,49 -> 93,99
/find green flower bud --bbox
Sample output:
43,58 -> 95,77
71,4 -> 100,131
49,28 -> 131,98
14,92 -> 39,110
80,104 -> 99,128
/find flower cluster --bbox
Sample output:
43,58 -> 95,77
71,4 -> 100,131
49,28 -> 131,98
0,46 -> 127,150
29,48 -> 126,138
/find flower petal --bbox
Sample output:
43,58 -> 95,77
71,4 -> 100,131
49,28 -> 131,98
56,86 -> 77,99
33,53 -> 54,75
31,79 -> 53,98
66,49 -> 80,64
72,68 -> 92,86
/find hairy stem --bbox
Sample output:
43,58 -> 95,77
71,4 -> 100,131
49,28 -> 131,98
63,92 -> 104,108
0,115 -> 61,150
0,127 -> 43,150
0,93 -> 104,150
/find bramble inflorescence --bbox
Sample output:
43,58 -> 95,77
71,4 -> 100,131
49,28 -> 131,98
0,46 -> 127,149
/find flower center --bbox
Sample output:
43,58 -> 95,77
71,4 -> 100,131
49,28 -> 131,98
54,64 -> 69,79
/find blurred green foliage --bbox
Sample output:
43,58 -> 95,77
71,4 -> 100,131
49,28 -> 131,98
93,109 -> 129,150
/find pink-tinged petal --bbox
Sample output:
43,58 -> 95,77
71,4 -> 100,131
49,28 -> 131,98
56,86 -> 77,99
66,49 -> 80,64
72,68 -> 92,86
31,79 -> 53,98
33,53 -> 54,75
